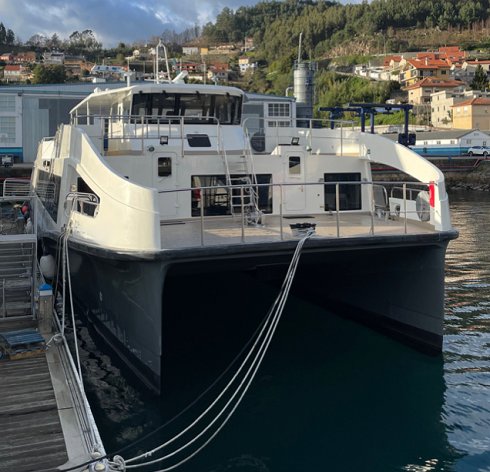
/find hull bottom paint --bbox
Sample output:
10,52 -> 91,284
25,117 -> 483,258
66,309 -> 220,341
49,231 -> 455,393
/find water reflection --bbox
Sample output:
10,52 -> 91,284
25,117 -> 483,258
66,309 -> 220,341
443,191 -> 490,471
77,191 -> 490,471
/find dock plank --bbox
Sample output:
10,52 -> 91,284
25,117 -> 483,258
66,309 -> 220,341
0,344 -> 69,472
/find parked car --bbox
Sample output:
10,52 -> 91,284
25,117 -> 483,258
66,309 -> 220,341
1,155 -> 13,167
467,146 -> 490,157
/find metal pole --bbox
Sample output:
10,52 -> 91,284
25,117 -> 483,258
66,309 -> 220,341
336,183 -> 340,237
200,190 -> 204,246
279,184 -> 284,240
403,183 -> 407,234
241,186 -> 245,243
340,123 -> 343,156
370,183 -> 375,235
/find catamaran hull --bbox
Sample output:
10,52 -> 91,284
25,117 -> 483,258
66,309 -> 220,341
48,231 -> 456,394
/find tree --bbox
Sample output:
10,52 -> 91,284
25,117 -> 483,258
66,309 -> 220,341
470,64 -> 489,91
67,30 -> 102,55
46,34 -> 62,50
26,34 -> 48,48
0,23 -> 6,44
5,29 -> 14,45
32,65 -> 67,84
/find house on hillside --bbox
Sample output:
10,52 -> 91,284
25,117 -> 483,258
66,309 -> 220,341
452,97 -> 490,130
64,55 -> 87,77
14,52 -> 37,63
3,65 -> 29,82
43,51 -> 65,65
243,37 -> 254,52
400,57 -> 452,87
404,77 -> 463,105
182,44 -> 200,56
207,62 -> 230,82
238,57 -> 257,75
450,60 -> 490,85
431,89 -> 490,128
0,53 -> 14,63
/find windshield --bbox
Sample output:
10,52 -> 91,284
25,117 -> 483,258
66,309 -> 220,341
131,92 -> 242,125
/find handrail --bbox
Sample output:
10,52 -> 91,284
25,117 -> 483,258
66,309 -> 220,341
157,179 -> 435,246
2,178 -> 32,197
65,192 -> 100,218
241,116 -> 359,155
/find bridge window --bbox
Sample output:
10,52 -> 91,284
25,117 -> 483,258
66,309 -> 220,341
131,92 -> 242,125
267,103 -> 290,117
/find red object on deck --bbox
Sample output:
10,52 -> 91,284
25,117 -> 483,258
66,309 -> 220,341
429,182 -> 435,207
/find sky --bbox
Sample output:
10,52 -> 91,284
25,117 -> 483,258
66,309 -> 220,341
0,0 -> 274,48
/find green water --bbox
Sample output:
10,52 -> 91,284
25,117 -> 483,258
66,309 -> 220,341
78,191 -> 490,472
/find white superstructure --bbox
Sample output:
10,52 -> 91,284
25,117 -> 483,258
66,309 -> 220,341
31,82 -> 457,393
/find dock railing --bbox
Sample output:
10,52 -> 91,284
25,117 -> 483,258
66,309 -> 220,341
2,178 -> 32,198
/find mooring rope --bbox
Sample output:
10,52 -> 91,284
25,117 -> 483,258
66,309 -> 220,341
111,229 -> 314,471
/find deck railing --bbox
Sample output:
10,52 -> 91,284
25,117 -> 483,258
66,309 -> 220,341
158,180 -> 434,247
242,116 -> 359,155
70,113 -> 364,158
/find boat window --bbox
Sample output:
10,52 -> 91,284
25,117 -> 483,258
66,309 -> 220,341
131,92 -> 242,125
267,103 -> 290,118
191,174 -> 272,217
76,178 -> 99,217
187,134 -> 211,147
323,173 -> 361,211
289,156 -> 301,175
158,157 -> 172,177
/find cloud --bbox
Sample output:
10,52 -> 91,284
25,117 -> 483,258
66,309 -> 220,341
0,0 -> 261,47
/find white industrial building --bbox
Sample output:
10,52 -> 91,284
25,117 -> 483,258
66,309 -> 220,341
0,83 -> 126,163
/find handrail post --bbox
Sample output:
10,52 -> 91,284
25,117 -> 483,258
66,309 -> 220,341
240,186 -> 245,243
336,183 -> 340,237
340,123 -> 343,156
140,116 -> 144,153
279,184 -> 284,240
403,183 -> 408,234
200,189 -> 205,247
370,182 -> 375,235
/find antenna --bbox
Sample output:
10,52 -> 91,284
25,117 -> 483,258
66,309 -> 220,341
298,32 -> 303,64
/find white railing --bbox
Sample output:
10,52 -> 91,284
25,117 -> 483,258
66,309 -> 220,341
2,178 -> 32,198
65,192 -> 100,219
72,114 -> 227,157
242,116 -> 359,155
159,180 -> 439,247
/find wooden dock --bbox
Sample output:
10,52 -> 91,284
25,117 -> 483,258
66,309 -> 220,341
0,317 -> 104,472
1,189 -> 106,472
0,344 -> 68,472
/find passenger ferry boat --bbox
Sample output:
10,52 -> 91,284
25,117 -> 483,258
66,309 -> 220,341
32,81 -> 458,392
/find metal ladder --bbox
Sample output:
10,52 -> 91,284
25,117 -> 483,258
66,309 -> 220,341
218,126 -> 262,224
0,241 -> 36,319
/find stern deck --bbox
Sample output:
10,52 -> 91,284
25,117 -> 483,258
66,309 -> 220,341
160,212 -> 436,250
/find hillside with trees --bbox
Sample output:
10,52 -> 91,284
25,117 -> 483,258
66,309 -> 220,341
2,0 -> 490,111
200,0 -> 490,115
